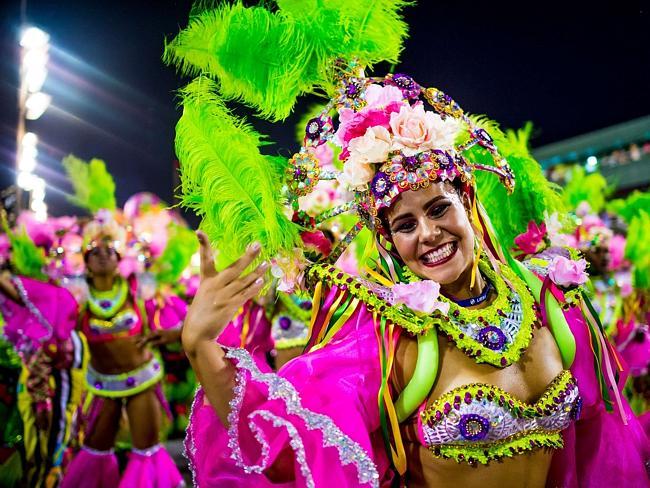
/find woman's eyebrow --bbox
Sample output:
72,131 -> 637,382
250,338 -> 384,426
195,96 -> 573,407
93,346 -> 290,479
389,195 -> 446,226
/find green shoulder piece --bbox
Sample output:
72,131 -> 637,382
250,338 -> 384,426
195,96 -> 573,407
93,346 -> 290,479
395,327 -> 439,423
512,260 -> 576,368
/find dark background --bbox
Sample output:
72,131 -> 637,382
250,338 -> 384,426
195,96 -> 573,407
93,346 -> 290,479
1,0 -> 648,217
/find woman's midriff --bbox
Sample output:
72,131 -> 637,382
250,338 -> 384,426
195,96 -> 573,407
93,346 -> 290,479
394,326 -> 565,487
88,336 -> 151,374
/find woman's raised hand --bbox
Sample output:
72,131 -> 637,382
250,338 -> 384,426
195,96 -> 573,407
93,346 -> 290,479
181,231 -> 267,354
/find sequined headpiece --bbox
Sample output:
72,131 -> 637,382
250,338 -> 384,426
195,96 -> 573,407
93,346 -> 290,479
286,62 -> 515,239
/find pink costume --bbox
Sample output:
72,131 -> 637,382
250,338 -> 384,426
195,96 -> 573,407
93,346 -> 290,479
185,266 -> 649,487
62,277 -> 185,488
0,276 -> 85,485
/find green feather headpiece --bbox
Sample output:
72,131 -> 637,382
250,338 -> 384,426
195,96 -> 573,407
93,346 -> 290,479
606,190 -> 650,224
561,166 -> 611,214
474,122 -> 567,251
1,215 -> 46,280
174,77 -> 300,268
62,155 -> 117,214
625,210 -> 650,289
151,223 -> 199,285
164,0 -> 411,121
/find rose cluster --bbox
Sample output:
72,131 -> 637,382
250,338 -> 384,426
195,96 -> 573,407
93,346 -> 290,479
334,83 -> 463,189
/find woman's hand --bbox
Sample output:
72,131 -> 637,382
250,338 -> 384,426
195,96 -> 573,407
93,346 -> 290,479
181,231 -> 267,355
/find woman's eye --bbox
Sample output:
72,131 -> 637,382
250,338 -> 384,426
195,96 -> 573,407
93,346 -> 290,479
429,203 -> 450,218
393,222 -> 416,234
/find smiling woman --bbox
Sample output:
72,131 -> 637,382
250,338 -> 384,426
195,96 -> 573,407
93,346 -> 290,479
165,1 -> 649,487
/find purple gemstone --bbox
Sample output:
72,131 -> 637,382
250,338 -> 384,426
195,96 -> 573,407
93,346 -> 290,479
371,172 -> 390,198
279,317 -> 292,330
299,301 -> 311,310
443,402 -> 451,414
94,381 -> 103,389
570,397 -> 583,420
153,363 -> 160,371
388,73 -> 421,99
345,82 -> 360,98
458,413 -> 490,441
402,156 -> 418,172
476,326 -> 507,351
125,377 -> 136,387
99,300 -> 112,309
306,117 -> 323,140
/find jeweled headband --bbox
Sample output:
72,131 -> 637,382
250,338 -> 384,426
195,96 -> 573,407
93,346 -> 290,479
286,61 -> 515,242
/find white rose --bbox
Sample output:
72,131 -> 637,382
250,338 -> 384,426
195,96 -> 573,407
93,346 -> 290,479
390,103 -> 461,155
348,125 -> 391,164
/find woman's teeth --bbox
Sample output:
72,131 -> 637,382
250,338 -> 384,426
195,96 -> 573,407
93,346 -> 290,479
421,242 -> 456,265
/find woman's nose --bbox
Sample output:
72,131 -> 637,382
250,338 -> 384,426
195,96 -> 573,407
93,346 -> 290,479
420,220 -> 441,243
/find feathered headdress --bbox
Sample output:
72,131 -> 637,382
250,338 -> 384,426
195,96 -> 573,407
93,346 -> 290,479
62,155 -> 117,214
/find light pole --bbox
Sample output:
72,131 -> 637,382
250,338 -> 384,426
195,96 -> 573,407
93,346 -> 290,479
16,25 -> 50,221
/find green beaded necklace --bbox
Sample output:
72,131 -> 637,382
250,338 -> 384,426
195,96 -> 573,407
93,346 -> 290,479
88,278 -> 129,319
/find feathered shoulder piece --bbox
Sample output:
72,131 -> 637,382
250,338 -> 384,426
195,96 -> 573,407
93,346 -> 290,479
62,154 -> 116,214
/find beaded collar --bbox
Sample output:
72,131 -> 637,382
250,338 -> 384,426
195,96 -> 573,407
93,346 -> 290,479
403,259 -> 537,367
88,278 -> 128,319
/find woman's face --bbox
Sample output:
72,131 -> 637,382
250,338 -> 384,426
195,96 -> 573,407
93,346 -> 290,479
385,181 -> 475,286
86,243 -> 119,276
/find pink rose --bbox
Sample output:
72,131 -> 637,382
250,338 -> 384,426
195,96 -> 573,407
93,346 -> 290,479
17,211 -> 54,249
390,102 -> 461,156
118,255 -> 143,278
337,158 -> 375,189
391,280 -> 450,315
364,84 -> 404,109
548,256 -> 589,288
514,221 -> 547,255
335,103 -> 402,151
607,234 -> 627,271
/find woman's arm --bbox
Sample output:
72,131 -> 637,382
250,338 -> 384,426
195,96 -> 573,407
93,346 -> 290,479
181,231 -> 267,425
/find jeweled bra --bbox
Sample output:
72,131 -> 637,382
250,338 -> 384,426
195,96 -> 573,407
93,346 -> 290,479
419,370 -> 581,464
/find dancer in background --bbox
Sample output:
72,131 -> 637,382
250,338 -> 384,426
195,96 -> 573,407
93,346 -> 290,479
0,213 -> 85,488
58,157 -> 185,488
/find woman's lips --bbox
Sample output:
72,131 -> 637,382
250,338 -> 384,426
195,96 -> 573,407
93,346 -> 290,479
419,241 -> 458,267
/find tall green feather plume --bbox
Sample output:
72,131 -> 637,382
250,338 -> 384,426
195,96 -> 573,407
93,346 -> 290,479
175,77 -> 300,268
473,121 -> 566,251
62,155 -> 117,214
1,216 -> 46,280
625,211 -> 650,289
164,0 -> 411,120
606,190 -> 650,224
561,166 -> 611,213
152,223 -> 198,285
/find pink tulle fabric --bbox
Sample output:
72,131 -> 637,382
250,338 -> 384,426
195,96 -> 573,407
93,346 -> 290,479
61,449 -> 120,488
1,276 -> 78,350
217,301 -> 274,370
187,286 -> 391,487
547,307 -> 650,487
119,446 -> 184,488
145,293 -> 188,331
187,284 -> 649,486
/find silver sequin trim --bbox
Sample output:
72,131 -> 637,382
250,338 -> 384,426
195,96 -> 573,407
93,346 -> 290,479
225,347 -> 380,487
12,276 -> 54,347
132,443 -> 162,456
183,387 -> 201,487
251,410 -> 315,488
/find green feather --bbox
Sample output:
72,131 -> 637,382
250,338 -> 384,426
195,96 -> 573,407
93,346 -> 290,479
152,223 -> 198,285
175,77 -> 300,268
606,190 -> 650,224
62,155 -> 117,214
625,211 -> 650,289
561,166 -> 611,213
164,0 -> 411,120
473,121 -> 566,250
1,223 -> 46,280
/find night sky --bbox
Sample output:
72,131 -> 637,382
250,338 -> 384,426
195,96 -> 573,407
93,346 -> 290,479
1,0 -> 648,217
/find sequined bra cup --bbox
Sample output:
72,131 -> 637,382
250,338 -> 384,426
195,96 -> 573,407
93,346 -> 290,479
418,370 -> 581,464
85,309 -> 142,343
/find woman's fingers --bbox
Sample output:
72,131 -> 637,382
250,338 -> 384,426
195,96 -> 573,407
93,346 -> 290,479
197,231 -> 217,279
226,260 -> 268,296
232,275 -> 266,304
217,242 -> 261,286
